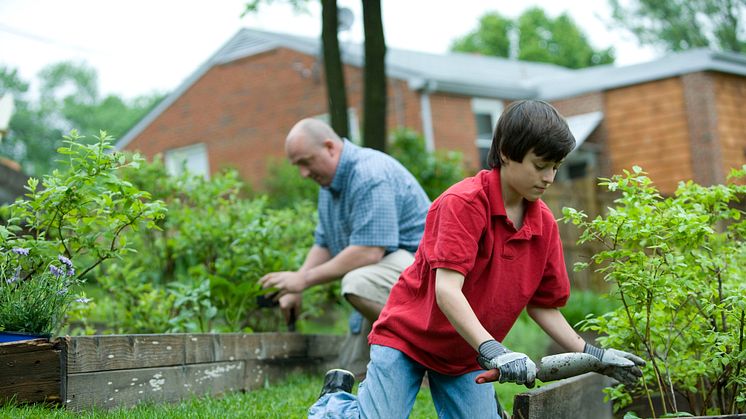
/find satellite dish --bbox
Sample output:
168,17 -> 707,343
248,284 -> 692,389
338,7 -> 354,32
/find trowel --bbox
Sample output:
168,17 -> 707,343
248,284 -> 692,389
476,352 -> 610,385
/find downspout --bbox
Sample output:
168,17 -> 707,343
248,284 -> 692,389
410,78 -> 436,152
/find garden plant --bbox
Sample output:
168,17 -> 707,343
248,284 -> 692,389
0,131 -> 165,336
563,166 -> 746,417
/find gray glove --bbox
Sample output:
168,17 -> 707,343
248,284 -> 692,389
477,340 -> 536,387
584,343 -> 645,386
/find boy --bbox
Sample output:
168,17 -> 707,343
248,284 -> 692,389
309,100 -> 644,418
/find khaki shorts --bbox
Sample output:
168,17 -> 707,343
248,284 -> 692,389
340,249 -> 415,304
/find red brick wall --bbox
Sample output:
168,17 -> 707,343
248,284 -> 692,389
714,73 -> 746,177
124,48 -> 427,188
604,77 -> 693,194
428,93 -> 480,170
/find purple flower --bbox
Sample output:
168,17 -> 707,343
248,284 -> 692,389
12,247 -> 30,256
58,255 -> 73,268
67,268 -> 75,276
57,287 -> 68,295
75,297 -> 92,304
49,265 -> 64,277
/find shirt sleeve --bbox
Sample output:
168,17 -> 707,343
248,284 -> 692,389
529,220 -> 570,307
313,222 -> 327,248
422,194 -> 486,276
348,180 -> 399,250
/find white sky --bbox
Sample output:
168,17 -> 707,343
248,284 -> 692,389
0,0 -> 658,99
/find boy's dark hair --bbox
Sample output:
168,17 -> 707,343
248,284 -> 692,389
487,100 -> 576,168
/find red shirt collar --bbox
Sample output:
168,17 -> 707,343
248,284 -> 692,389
483,169 -> 543,237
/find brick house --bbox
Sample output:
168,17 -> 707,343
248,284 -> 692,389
116,28 -> 746,195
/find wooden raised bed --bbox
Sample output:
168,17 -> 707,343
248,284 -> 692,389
1,333 -> 343,410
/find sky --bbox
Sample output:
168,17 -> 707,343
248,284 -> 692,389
0,0 -> 659,100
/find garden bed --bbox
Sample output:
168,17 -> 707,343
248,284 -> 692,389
0,333 -> 342,410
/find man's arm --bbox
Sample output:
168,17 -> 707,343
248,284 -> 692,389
436,268 -> 537,386
434,268 -> 492,349
259,245 -> 384,294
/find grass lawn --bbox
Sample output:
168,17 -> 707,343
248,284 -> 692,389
1,372 -> 527,418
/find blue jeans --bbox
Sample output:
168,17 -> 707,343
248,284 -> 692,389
308,345 -> 502,419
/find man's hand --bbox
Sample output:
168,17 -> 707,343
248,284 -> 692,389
279,293 -> 302,324
584,343 -> 645,386
476,340 -> 536,387
259,271 -> 307,296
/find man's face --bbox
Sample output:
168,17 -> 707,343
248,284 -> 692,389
501,149 -> 562,202
286,137 -> 338,187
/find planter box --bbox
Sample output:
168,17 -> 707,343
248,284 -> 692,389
0,333 -> 343,410
0,338 -> 64,404
513,373 -> 615,419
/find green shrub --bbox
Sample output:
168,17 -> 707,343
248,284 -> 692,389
389,128 -> 466,200
82,158 -> 334,334
263,157 -> 319,208
563,166 -> 746,416
1,131 -> 165,335
560,289 -> 620,328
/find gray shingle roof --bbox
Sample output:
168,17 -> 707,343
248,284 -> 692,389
116,28 -> 746,150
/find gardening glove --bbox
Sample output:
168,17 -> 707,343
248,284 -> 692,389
476,339 -> 536,388
584,343 -> 645,386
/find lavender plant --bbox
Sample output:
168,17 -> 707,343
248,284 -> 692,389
0,248 -> 89,334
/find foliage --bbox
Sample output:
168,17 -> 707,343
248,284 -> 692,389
263,157 -> 319,208
0,248 -> 87,334
79,157 -> 331,334
451,7 -> 615,68
0,62 -> 163,176
608,0 -> 746,53
0,131 -> 165,335
562,166 -> 746,416
560,289 -> 621,328
389,128 -> 466,200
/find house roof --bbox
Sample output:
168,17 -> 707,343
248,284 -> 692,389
116,28 -> 746,151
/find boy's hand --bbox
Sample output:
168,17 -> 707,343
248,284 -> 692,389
584,343 -> 645,386
476,339 -> 536,387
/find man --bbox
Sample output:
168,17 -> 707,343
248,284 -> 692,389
259,118 -> 430,378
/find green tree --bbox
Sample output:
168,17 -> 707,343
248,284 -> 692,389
451,7 -> 615,68
0,62 -> 163,176
608,0 -> 746,53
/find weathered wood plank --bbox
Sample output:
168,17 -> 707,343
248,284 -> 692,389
67,335 -> 186,373
513,373 -> 614,419
0,343 -> 62,404
0,338 -> 57,355
65,361 -> 245,410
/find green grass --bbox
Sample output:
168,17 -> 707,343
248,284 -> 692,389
1,373 -> 527,418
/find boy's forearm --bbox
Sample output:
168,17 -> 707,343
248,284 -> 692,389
434,268 -> 492,350
526,305 -> 585,352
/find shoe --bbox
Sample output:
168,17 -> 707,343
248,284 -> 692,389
318,368 -> 355,398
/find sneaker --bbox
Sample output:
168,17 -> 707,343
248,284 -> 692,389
318,368 -> 355,399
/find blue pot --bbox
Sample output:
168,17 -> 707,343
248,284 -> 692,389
0,331 -> 51,343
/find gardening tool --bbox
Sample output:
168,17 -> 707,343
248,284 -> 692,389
476,352 -> 609,385
256,292 -> 297,332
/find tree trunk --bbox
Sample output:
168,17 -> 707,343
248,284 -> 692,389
361,0 -> 387,152
321,0 -> 349,138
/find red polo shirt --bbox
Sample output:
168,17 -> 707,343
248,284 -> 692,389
369,169 -> 570,375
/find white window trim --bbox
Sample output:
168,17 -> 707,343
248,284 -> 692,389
164,142 -> 210,179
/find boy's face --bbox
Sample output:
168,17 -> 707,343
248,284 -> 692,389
501,149 -> 561,202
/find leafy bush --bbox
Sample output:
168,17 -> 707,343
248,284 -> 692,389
0,131 -> 165,335
263,157 -> 319,208
563,166 -> 746,416
83,158 -> 332,334
389,128 -> 466,200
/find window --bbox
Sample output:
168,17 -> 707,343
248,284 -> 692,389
164,143 -> 209,179
471,98 -> 503,169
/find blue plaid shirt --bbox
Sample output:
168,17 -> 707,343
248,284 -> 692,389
315,140 -> 431,257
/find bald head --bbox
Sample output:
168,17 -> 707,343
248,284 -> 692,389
284,118 -> 344,187
286,118 -> 342,150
